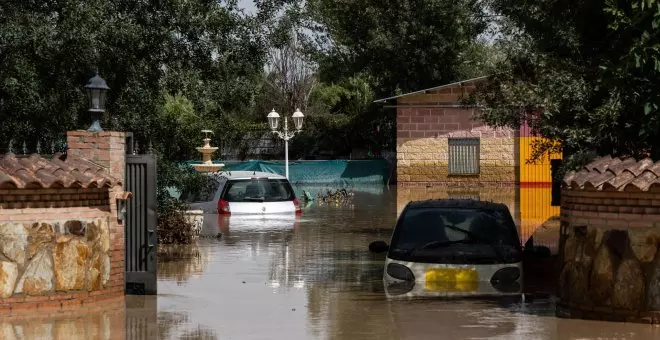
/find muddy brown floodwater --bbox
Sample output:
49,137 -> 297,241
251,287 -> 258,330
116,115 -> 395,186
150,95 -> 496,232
2,186 -> 660,339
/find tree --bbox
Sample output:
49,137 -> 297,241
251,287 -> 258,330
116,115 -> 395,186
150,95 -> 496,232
470,0 -> 660,167
306,0 -> 488,96
262,29 -> 317,115
0,0 -> 268,158
293,0 -> 488,156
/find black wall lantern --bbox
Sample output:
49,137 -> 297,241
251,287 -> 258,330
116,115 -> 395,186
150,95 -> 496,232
84,73 -> 110,132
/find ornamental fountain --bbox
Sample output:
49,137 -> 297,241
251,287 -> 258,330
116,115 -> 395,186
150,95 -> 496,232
186,130 -> 224,236
192,130 -> 224,173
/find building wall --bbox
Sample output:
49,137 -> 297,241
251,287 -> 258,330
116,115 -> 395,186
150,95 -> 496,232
519,187 -> 559,242
395,82 -> 517,186
518,123 -> 562,244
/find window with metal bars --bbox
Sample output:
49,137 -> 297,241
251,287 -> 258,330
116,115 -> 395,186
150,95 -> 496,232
448,138 -> 480,175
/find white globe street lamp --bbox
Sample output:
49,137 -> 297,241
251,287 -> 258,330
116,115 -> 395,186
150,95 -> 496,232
267,108 -> 304,179
267,109 -> 280,131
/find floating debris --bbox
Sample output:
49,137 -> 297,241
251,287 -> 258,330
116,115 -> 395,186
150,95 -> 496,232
316,188 -> 354,206
302,190 -> 314,202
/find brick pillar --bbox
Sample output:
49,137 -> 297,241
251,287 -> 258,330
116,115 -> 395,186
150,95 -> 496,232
66,130 -> 126,181
67,130 -> 127,297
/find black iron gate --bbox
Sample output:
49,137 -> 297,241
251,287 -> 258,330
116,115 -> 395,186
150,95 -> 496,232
125,154 -> 157,295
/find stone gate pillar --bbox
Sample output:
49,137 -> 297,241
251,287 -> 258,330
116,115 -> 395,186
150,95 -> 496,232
558,155 -> 660,323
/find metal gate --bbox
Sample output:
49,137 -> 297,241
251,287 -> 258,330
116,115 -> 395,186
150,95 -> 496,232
125,154 -> 157,295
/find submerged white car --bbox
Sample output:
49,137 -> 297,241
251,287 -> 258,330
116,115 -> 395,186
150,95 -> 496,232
370,199 -> 549,299
181,171 -> 302,215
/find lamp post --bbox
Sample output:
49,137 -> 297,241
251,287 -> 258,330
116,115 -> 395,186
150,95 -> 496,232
267,108 -> 304,179
84,73 -> 110,132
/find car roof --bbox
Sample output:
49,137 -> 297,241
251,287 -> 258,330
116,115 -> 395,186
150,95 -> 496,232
405,199 -> 511,212
206,170 -> 288,180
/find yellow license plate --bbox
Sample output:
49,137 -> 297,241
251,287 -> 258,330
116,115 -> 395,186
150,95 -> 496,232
424,268 -> 479,292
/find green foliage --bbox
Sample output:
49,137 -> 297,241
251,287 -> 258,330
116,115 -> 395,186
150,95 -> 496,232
0,0 -> 268,155
469,0 -> 660,168
1,0 -> 487,160
306,0 -> 488,96
156,160 -> 214,245
288,75 -> 391,157
157,196 -> 198,245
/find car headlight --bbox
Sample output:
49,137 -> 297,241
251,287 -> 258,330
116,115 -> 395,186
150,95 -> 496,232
386,263 -> 415,281
490,267 -> 521,293
490,267 -> 521,283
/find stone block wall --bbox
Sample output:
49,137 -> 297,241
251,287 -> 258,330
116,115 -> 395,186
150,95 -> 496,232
559,155 -> 660,323
0,130 -> 128,311
0,191 -> 125,311
394,80 -> 517,186
558,224 -> 660,323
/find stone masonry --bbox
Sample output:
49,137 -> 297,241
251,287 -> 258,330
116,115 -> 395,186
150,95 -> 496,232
0,131 -> 129,311
392,78 -> 517,186
558,156 -> 660,323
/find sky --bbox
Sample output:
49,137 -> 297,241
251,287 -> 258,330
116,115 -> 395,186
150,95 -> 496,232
238,0 -> 257,14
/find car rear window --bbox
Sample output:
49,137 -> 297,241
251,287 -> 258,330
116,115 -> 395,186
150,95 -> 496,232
390,207 -> 520,251
222,178 -> 295,202
180,178 -> 221,203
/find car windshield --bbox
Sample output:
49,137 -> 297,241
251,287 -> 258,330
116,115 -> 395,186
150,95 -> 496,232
222,178 -> 295,202
390,207 -> 520,253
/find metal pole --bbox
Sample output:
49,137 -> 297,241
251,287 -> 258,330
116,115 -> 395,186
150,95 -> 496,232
284,117 -> 289,179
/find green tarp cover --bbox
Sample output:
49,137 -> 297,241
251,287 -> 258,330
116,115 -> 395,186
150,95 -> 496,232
183,159 -> 389,185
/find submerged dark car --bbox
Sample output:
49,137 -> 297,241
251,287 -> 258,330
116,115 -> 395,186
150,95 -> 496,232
369,199 -> 548,299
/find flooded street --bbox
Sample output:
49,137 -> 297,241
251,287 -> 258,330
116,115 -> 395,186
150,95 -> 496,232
3,186 -> 660,339
156,186 -> 659,340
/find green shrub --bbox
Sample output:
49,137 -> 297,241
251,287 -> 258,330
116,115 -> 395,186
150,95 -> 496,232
156,160 -> 214,245
157,196 -> 197,245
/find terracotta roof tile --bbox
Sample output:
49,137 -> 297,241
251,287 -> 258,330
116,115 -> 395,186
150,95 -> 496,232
586,170 -> 616,188
584,155 -> 614,173
646,162 -> 660,177
606,157 -> 637,175
564,156 -> 660,192
572,170 -> 594,187
0,152 -> 121,189
628,170 -> 657,191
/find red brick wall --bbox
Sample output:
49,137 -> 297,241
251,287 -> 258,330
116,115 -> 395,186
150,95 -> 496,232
396,107 -> 483,140
0,188 -> 109,210
561,188 -> 660,228
67,131 -> 126,182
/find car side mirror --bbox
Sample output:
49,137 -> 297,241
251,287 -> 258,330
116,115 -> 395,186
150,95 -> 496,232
369,240 -> 389,253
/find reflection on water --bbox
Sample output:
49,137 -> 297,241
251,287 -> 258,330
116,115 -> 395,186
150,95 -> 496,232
7,186 -> 660,339
0,298 -> 126,340
158,244 -> 212,284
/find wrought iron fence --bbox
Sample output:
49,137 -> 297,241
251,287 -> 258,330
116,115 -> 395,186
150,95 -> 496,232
2,137 -> 67,156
